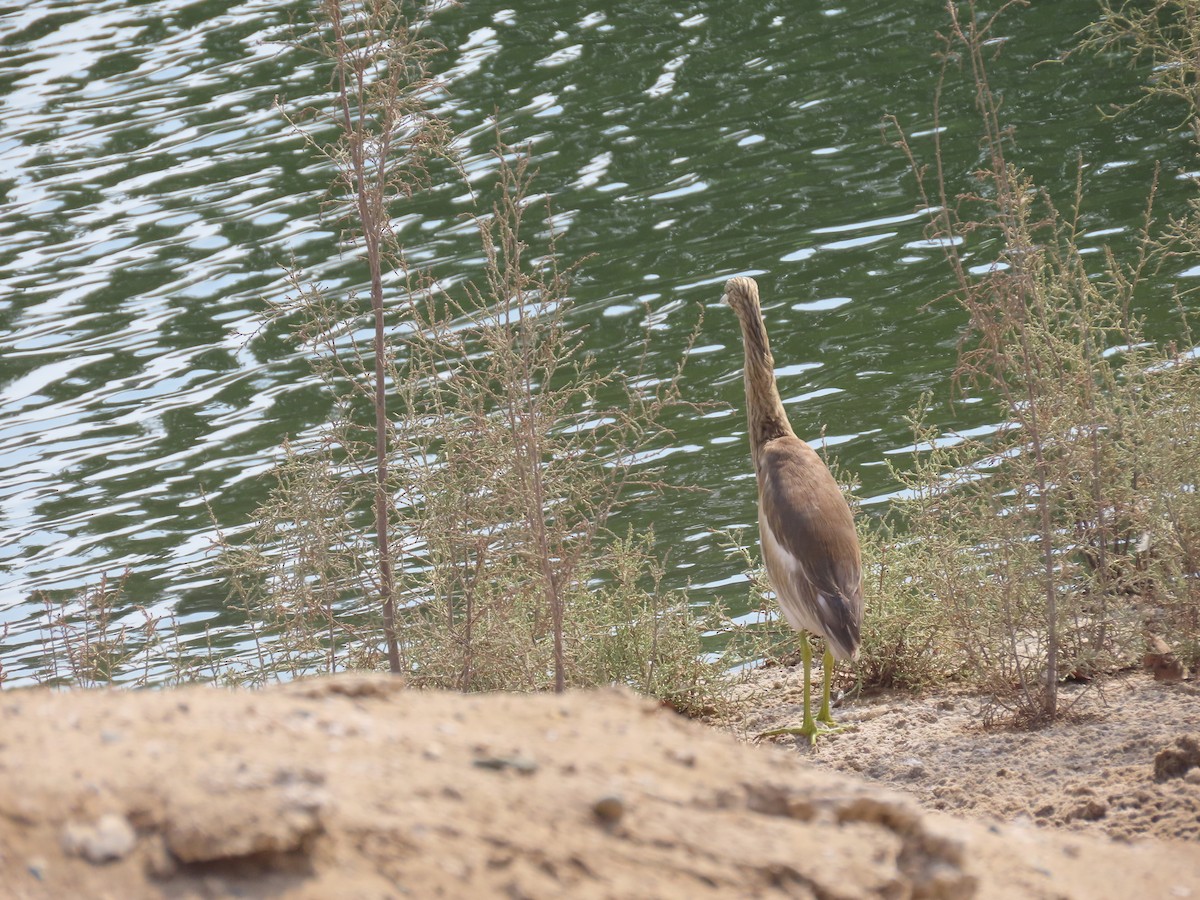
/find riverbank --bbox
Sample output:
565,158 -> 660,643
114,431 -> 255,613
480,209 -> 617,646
729,667 -> 1200,843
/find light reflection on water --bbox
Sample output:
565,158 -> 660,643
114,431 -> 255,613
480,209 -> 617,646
0,0 -> 1189,681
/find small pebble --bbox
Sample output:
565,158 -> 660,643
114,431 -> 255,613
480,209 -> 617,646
473,755 -> 538,775
593,795 -> 624,823
667,748 -> 696,768
61,813 -> 137,864
1072,800 -> 1108,821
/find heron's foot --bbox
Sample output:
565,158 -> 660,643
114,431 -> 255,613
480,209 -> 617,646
758,717 -> 822,746
814,719 -> 859,737
759,719 -> 856,745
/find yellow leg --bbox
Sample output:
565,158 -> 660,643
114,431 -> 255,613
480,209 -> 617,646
760,636 -> 820,745
817,648 -> 835,725
816,646 -> 857,736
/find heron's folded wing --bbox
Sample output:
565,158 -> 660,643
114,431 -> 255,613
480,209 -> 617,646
758,437 -> 863,656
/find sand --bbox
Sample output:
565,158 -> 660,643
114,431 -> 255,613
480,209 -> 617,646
0,672 -> 1197,898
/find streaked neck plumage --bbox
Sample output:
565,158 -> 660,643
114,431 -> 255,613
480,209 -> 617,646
737,303 -> 793,465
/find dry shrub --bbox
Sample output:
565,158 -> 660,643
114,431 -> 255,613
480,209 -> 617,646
1127,336 -> 1200,671
25,571 -> 197,687
217,0 -> 723,713
223,151 -> 720,709
1083,0 -> 1200,130
856,513 -> 955,693
384,150 -> 714,704
1080,0 -> 1200,671
33,572 -> 140,686
219,438 -> 387,682
873,0 -> 1200,723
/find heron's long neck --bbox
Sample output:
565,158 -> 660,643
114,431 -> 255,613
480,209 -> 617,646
739,308 -> 792,464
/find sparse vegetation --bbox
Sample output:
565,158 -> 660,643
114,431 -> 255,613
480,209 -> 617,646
25,571 -> 200,688
856,0 -> 1200,723
213,0 -> 725,713
1083,0 -> 1200,129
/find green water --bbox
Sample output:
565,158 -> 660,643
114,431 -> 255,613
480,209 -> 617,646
0,0 -> 1192,681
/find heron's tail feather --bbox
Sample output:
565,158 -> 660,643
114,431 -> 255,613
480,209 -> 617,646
817,591 -> 860,661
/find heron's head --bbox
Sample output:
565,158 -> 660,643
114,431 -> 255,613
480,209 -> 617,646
722,276 -> 761,322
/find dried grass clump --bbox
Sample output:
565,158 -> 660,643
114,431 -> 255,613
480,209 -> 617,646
23,571 -> 215,687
